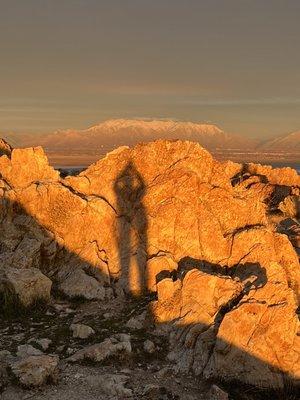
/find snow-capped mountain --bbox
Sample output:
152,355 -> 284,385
7,119 -> 256,151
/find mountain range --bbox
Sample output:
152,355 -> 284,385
2,119 -> 300,162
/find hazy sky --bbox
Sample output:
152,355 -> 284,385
1,0 -> 300,138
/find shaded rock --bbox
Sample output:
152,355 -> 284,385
17,344 -> 43,358
70,323 -> 95,339
67,334 -> 131,363
0,139 -> 12,157
126,311 -> 147,330
0,267 -> 52,307
142,384 -> 161,398
0,386 -> 23,400
58,269 -> 105,300
143,339 -> 155,354
86,373 -> 132,397
28,338 -> 52,351
208,385 -> 228,400
11,354 -> 59,387
156,366 -> 174,379
36,338 -> 52,351
0,353 -> 10,391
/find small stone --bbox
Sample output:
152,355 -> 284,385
36,338 -> 52,351
142,384 -> 161,397
67,334 -> 131,363
70,323 -> 95,339
125,311 -> 147,330
86,373 -> 132,397
0,350 -> 11,361
157,366 -> 173,379
208,384 -> 229,400
66,347 -> 76,355
28,338 -> 52,351
143,339 -> 156,354
17,344 -> 43,358
0,386 -> 23,400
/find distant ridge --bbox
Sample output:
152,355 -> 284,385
4,118 -> 256,151
2,119 -> 299,167
257,130 -> 300,152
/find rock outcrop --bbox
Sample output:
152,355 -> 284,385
0,139 -> 299,391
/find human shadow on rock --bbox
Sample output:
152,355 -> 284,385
0,175 -> 299,398
114,161 -> 148,296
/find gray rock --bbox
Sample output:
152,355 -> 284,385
143,339 -> 156,354
28,338 -> 52,351
11,354 -> 59,387
67,334 -> 131,363
208,384 -> 229,400
142,384 -> 161,398
0,267 -> 52,307
0,386 -> 23,400
86,373 -> 133,397
125,311 -> 147,330
17,344 -> 43,358
59,269 -> 105,300
70,323 -> 95,339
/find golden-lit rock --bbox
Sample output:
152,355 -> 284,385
0,138 -> 299,389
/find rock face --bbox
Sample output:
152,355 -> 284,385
0,139 -> 299,390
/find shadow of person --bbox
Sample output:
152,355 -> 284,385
0,170 -> 299,395
113,161 -> 148,296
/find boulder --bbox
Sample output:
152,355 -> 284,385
0,267 -> 52,307
11,355 -> 59,387
58,268 -> 106,300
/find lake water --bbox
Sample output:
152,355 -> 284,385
270,162 -> 300,174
